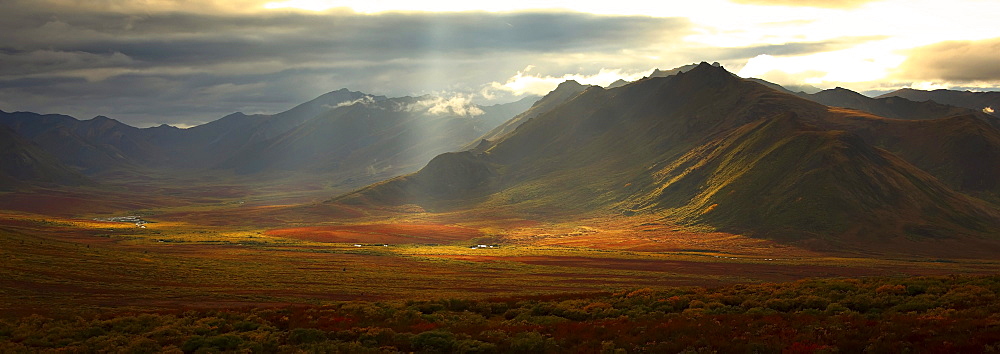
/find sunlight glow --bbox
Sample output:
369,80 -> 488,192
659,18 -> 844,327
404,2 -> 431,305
258,0 -> 1000,93
737,40 -> 907,88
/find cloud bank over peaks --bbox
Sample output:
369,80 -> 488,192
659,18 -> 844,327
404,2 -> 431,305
333,95 -> 378,108
406,94 -> 485,117
486,66 -> 651,97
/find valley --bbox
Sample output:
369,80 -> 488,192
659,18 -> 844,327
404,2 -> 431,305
3,62 -> 1000,351
3,186 -> 997,318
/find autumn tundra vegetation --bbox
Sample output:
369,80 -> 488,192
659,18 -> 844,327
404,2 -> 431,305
3,274 -> 1000,352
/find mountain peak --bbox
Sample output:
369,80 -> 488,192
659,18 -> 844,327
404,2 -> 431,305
555,80 -> 584,90
673,61 -> 736,84
607,79 -> 629,89
691,61 -> 727,71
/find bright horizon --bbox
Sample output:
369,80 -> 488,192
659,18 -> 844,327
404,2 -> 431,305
2,0 -> 998,127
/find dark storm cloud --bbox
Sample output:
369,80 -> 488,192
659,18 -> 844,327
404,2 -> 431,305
13,12 -> 683,62
893,37 -> 1000,82
0,4 -> 691,126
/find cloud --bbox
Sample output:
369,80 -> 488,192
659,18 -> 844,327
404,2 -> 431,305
4,0 -> 270,15
407,95 -> 485,117
488,67 -> 650,96
333,95 -> 377,108
705,36 -> 889,60
728,0 -> 882,8
892,37 -> 1000,83
0,4 -> 692,126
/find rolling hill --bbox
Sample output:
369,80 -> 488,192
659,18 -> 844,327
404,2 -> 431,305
337,63 -> 1000,245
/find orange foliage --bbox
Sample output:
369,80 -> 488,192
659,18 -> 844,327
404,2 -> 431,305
265,223 -> 481,244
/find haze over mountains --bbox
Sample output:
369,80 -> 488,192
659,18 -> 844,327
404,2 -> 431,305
3,62 -> 1000,253
0,91 -> 539,190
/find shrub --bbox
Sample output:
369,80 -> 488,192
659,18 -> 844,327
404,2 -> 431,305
509,331 -> 555,353
288,328 -> 327,344
411,330 -> 456,352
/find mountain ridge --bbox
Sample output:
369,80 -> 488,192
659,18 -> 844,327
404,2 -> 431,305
878,88 -> 1000,117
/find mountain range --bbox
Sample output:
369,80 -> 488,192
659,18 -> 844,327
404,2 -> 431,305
0,91 -> 539,189
878,88 -> 1000,117
3,62 -> 999,251
335,63 -> 1000,248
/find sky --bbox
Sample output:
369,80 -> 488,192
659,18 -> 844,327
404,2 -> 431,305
2,0 -> 999,127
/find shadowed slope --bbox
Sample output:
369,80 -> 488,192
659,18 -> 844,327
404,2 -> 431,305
820,111 -> 1000,203
472,80 -> 594,148
627,113 -> 996,241
0,125 -> 89,189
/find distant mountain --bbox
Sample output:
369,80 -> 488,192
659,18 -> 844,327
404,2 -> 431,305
0,89 -> 536,187
0,124 -> 89,189
476,96 -> 540,130
0,111 -> 162,173
338,63 -> 1000,246
649,62 -> 720,78
162,89 -> 378,168
878,88 -> 1000,117
802,87 -> 994,121
607,79 -> 629,89
216,94 -> 539,188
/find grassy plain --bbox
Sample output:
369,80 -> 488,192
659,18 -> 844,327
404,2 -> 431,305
2,183 -> 998,319
2,180 -> 1000,352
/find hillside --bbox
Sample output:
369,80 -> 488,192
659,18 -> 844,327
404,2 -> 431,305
473,80 -> 593,146
0,124 -> 89,189
338,63 -> 1000,245
819,111 -> 1000,203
